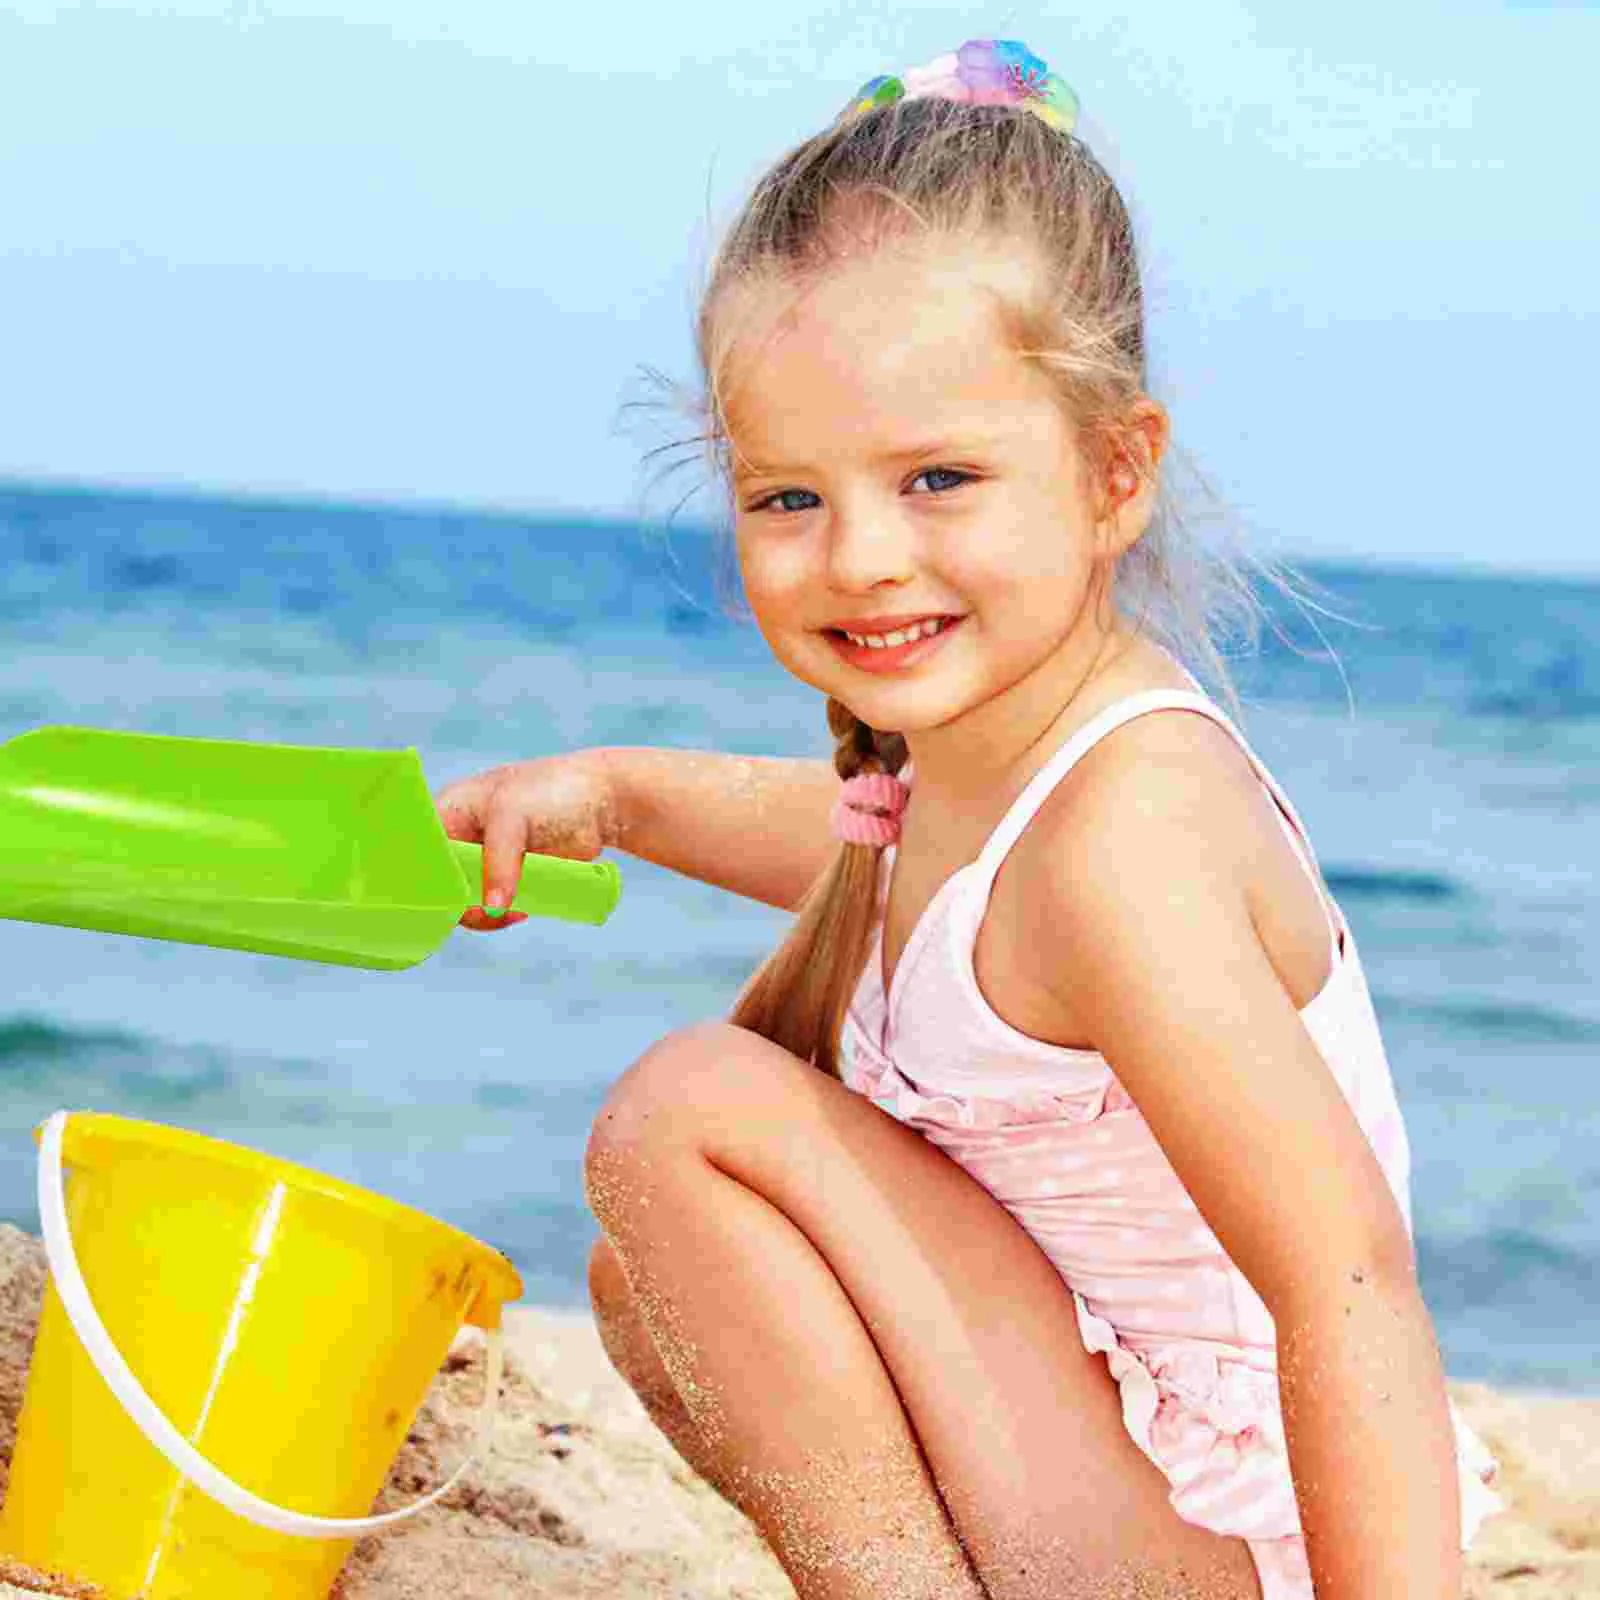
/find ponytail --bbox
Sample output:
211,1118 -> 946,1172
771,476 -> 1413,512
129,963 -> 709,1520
728,700 -> 906,1079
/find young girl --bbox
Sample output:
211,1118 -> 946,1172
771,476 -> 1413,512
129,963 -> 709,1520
436,41 -> 1502,1599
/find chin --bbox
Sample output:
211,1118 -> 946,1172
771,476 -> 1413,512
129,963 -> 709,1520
836,687 -> 965,735
788,639 -> 976,729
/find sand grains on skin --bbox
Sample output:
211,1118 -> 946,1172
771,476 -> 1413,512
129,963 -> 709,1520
0,1225 -> 1595,1596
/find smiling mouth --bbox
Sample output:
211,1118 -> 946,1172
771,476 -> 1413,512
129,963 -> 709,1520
821,614 -> 966,669
824,616 -> 961,649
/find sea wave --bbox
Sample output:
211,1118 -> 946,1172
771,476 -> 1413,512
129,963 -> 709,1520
0,1011 -> 314,1110
1376,996 -> 1600,1045
1418,1227 -> 1597,1311
1324,866 -> 1463,903
0,1014 -> 148,1075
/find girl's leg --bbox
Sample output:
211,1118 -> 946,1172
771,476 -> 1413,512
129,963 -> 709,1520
589,1234 -> 745,1506
584,1020 -> 1264,1600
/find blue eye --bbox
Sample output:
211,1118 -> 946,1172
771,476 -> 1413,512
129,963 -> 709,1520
745,467 -> 973,516
752,488 -> 820,515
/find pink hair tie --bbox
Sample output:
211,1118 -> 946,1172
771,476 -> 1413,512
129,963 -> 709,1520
831,771 -> 909,847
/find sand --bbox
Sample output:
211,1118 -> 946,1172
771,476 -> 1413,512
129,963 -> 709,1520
0,1222 -> 1595,1597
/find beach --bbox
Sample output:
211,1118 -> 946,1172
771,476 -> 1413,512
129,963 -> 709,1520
0,1226 -> 1595,1598
1,488 -> 1597,1597
3,485 -> 1597,1399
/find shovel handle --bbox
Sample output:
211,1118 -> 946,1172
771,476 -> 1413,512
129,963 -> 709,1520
448,839 -> 621,925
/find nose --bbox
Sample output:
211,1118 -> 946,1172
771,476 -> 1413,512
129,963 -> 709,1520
825,502 -> 916,592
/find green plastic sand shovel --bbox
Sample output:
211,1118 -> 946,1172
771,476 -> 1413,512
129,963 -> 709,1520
0,725 -> 621,970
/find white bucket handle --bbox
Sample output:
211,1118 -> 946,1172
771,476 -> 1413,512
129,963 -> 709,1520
37,1108 -> 502,1540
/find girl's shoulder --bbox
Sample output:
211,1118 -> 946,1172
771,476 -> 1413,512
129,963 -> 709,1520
1007,689 -> 1339,1018
1036,682 -> 1268,857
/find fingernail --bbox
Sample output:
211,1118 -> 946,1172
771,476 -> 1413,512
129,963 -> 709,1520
484,891 -> 507,916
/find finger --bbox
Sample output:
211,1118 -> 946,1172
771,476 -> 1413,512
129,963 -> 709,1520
458,906 -> 529,932
434,785 -> 484,843
478,804 -> 530,915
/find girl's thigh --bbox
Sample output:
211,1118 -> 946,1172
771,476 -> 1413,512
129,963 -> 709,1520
586,1019 -> 1263,1598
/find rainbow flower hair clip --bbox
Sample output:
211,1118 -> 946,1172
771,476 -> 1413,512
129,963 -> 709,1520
840,39 -> 1080,135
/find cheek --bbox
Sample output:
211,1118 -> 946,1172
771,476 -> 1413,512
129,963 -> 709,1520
736,535 -> 809,618
958,496 -> 1062,574
735,540 -> 815,666
950,536 -> 1084,606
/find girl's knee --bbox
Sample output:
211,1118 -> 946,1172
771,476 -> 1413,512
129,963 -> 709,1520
586,1020 -> 749,1161
584,1021 -> 738,1221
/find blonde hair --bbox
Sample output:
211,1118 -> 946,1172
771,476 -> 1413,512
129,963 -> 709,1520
622,94 -> 1340,1080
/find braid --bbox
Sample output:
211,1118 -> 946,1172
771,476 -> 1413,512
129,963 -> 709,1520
826,697 -> 909,785
728,701 -> 910,1074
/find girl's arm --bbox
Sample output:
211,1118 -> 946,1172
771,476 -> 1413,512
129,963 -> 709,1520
1040,736 -> 1462,1599
596,745 -> 841,912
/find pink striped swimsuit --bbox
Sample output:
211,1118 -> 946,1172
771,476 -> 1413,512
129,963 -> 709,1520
836,688 -> 1503,1599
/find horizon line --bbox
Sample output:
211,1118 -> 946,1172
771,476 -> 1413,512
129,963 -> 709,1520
4,470 -> 1596,592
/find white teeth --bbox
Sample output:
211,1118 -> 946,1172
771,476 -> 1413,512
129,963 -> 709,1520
843,617 -> 948,649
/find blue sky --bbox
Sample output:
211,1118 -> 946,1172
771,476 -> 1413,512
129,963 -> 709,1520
1,1 -> 1595,576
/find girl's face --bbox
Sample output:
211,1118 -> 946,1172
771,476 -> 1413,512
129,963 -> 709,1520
723,239 -> 1155,752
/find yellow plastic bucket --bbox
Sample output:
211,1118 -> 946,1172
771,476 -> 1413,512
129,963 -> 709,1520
0,1109 -> 523,1600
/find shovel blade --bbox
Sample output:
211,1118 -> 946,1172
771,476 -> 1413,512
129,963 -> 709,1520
0,726 -> 470,970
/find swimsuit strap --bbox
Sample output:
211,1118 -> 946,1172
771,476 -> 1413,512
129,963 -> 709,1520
971,689 -> 1344,962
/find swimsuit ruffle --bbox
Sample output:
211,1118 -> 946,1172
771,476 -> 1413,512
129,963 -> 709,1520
841,1023 -> 1505,1548
1072,1291 -> 1504,1546
1071,1291 -> 1300,1538
846,1038 -> 1135,1128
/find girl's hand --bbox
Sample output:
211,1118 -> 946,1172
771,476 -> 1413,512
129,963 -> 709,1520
433,749 -> 616,931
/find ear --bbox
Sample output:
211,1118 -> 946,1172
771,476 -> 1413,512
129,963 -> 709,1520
1095,397 -> 1170,558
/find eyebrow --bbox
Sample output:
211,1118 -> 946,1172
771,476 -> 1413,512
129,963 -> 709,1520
732,432 -> 1008,480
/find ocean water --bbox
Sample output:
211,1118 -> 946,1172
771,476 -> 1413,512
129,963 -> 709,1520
1,479 -> 1595,1394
